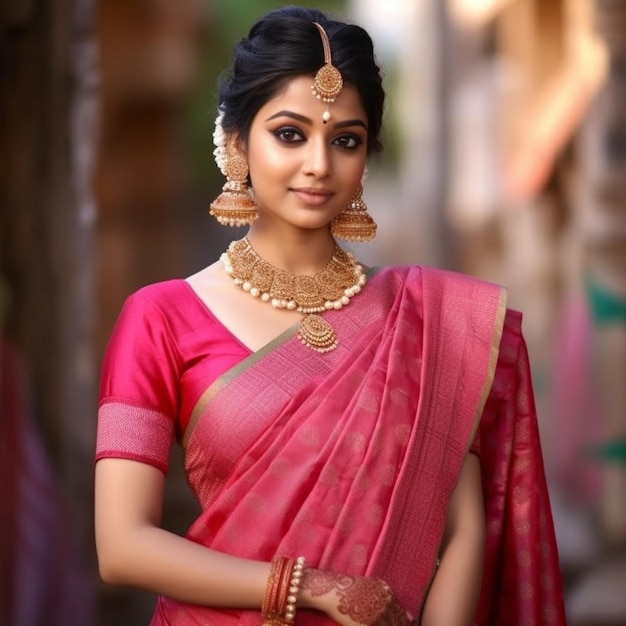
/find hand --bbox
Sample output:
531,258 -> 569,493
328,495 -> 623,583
298,568 -> 413,626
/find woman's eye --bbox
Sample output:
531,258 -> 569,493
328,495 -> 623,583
274,127 -> 304,143
333,135 -> 362,150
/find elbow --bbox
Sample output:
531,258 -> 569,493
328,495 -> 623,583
96,539 -> 135,585
96,524 -> 158,586
97,551 -> 126,585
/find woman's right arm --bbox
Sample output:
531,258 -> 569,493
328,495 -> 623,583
95,457 -> 411,625
95,457 -> 271,606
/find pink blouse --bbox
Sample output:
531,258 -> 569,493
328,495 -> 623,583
96,280 -> 251,471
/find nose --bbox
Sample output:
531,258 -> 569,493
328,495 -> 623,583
303,136 -> 330,179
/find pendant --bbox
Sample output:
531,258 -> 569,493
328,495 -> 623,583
298,314 -> 337,352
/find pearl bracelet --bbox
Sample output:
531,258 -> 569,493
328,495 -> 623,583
284,556 -> 306,624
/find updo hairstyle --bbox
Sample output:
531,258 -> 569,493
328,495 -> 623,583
218,6 -> 385,155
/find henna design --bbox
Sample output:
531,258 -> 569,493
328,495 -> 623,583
301,568 -> 345,596
301,569 -> 409,626
377,593 -> 412,626
335,577 -> 390,624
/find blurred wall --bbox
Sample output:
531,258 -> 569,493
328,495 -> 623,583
1,0 -> 98,623
94,1 -> 210,621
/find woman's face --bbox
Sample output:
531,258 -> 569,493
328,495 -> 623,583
242,75 -> 368,233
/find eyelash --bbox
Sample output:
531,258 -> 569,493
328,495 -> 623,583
272,127 -> 363,150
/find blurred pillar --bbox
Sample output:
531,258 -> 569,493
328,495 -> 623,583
0,0 -> 99,622
94,1 -> 206,622
581,0 -> 626,545
95,0 -> 206,355
396,0 -> 455,268
0,0 -> 98,522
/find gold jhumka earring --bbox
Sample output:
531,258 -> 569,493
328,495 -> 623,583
209,141 -> 259,227
210,107 -> 258,227
311,22 -> 343,124
331,184 -> 377,242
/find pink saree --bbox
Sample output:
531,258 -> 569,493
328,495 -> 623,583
97,266 -> 566,625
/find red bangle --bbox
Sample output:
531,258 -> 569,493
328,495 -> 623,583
262,555 -> 306,626
262,558 -> 281,620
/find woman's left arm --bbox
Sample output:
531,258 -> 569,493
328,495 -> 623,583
420,452 -> 485,626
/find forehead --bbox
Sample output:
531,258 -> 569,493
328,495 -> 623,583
255,75 -> 367,124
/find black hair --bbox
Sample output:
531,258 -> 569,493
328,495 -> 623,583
218,6 -> 385,154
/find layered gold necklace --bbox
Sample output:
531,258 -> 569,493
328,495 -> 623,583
221,238 -> 366,352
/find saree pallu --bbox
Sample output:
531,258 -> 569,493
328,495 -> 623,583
149,266 -> 565,625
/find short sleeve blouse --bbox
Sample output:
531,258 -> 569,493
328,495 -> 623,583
95,280 -> 250,473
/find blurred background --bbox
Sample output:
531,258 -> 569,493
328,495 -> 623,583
1,0 -> 625,624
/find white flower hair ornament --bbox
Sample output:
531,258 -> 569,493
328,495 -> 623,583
209,105 -> 259,227
212,107 -> 229,176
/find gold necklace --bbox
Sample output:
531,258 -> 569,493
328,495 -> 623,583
221,238 -> 366,352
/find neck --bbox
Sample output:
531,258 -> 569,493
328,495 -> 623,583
245,224 -> 339,274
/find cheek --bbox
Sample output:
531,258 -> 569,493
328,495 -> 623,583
249,146 -> 294,185
346,162 -> 366,189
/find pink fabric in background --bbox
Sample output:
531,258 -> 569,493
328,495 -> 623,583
550,296 -> 603,504
0,335 -> 94,626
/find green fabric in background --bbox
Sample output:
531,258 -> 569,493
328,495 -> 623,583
586,276 -> 626,324
589,439 -> 626,465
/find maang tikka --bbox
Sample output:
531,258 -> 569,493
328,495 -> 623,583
311,24 -> 377,242
209,109 -> 259,227
311,22 -> 343,123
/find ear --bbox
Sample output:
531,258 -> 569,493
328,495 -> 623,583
228,133 -> 248,158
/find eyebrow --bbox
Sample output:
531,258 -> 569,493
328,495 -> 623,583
265,110 -> 368,131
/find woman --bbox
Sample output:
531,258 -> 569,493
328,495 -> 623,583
95,6 -> 566,625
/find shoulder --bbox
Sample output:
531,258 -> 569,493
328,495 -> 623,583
119,278 -> 196,324
377,264 -> 506,299
126,278 -> 187,309
418,265 -> 503,292
109,279 -> 193,346
101,281 -> 188,386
